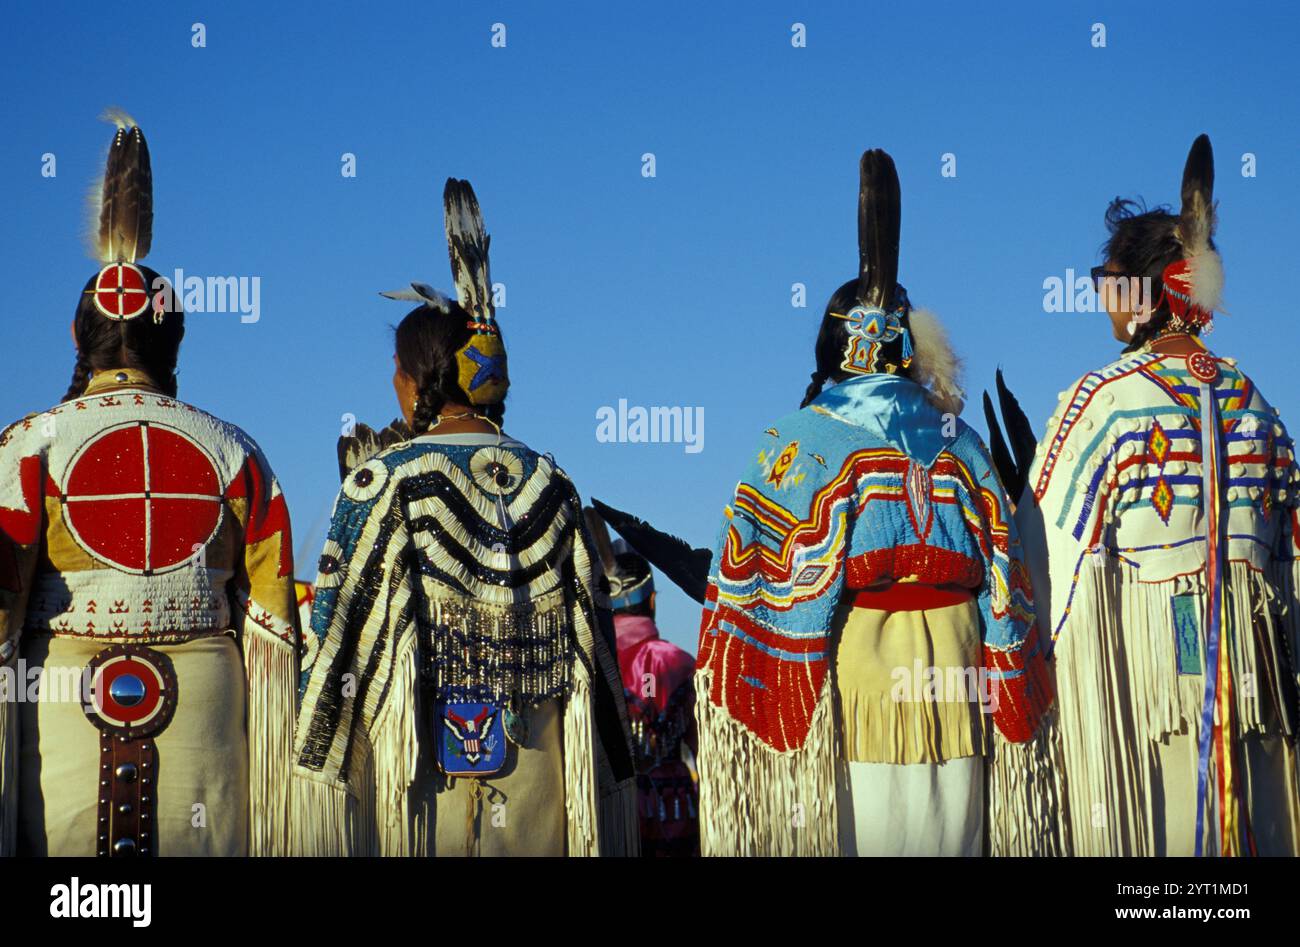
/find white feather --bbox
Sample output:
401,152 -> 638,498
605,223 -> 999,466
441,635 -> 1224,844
99,106 -> 138,130
908,307 -> 965,416
1186,248 -> 1225,314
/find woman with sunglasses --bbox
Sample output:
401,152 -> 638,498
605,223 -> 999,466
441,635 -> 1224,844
1016,135 -> 1300,856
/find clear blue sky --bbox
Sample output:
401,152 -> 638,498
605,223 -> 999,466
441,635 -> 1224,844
3,1 -> 1298,652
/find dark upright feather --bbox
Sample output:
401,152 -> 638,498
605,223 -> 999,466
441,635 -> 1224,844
582,507 -> 620,576
443,178 -> 493,320
98,123 -> 153,263
995,368 -> 1037,486
591,499 -> 712,605
982,391 -> 1020,500
856,149 -> 901,308
336,419 -> 412,481
1178,134 -> 1215,254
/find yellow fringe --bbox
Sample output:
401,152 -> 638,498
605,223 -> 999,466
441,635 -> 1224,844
695,668 -> 839,856
243,626 -> 297,857
563,659 -> 600,856
838,690 -> 989,765
986,710 -> 1066,856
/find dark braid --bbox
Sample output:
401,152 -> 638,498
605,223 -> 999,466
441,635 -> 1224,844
394,304 -> 508,432
66,266 -> 184,403
63,351 -> 94,401
799,370 -> 829,409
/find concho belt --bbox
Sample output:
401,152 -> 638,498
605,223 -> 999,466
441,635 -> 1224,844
82,644 -> 178,857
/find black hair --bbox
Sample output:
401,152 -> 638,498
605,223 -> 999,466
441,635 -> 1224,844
65,265 -> 184,401
800,279 -> 912,408
611,551 -> 654,618
1101,198 -> 1209,352
393,304 -> 507,433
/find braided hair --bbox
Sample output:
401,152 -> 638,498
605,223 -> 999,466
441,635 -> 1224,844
394,303 -> 507,432
1101,198 -> 1206,352
64,265 -> 185,401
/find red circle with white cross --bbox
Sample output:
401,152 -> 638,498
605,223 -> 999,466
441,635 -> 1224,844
90,263 -> 150,320
61,421 -> 224,575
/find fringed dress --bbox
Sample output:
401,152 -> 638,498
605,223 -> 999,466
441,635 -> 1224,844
695,374 -> 1059,856
292,433 -> 638,856
1020,349 -> 1300,856
0,369 -> 299,856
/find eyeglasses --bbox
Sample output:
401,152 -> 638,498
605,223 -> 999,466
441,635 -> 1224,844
1090,265 -> 1129,291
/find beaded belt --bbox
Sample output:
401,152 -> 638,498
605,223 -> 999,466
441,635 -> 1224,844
82,644 -> 178,857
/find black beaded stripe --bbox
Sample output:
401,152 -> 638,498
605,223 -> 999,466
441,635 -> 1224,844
297,490 -> 408,773
402,468 -> 570,553
410,513 -> 576,589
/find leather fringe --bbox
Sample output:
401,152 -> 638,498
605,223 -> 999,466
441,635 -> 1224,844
987,709 -> 1066,855
563,659 -> 600,856
695,668 -> 839,856
0,664 -> 15,857
244,625 -> 297,856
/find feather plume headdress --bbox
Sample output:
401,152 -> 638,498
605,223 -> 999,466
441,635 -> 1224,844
381,178 -> 509,406
1160,134 -> 1223,328
83,109 -> 163,322
827,150 -> 963,413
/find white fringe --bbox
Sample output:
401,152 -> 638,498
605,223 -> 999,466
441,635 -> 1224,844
1053,554 -> 1287,855
244,626 -> 297,857
695,669 -> 839,856
987,710 -> 1066,856
367,631 -> 425,856
563,659 -> 600,856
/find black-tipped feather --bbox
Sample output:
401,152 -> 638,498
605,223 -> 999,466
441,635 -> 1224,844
98,122 -> 153,263
856,149 -> 901,308
582,507 -> 620,576
337,419 -> 412,481
591,498 -> 711,605
995,368 -> 1037,485
1178,134 -> 1215,254
983,391 -> 1019,500
443,178 -> 493,320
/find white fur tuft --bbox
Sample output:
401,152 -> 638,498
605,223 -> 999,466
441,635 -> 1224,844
1186,248 -> 1225,314
908,307 -> 965,416
99,106 -> 138,130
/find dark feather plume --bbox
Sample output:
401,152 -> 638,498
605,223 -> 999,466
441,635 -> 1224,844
337,419 -> 412,481
95,109 -> 153,263
982,369 -> 1038,502
982,391 -> 1018,500
591,498 -> 712,605
996,369 -> 1036,485
856,149 -> 901,308
1178,133 -> 1215,255
443,178 -> 493,320
582,507 -> 620,576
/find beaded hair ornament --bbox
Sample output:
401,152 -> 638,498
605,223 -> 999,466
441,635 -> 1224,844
380,178 -> 509,406
83,110 -> 172,325
828,150 -> 914,377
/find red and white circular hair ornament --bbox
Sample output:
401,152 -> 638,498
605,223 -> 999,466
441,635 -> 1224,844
87,262 -> 151,320
1160,259 -> 1213,329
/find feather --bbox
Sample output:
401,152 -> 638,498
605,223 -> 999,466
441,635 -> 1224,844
1177,133 -> 1224,313
582,507 -> 620,576
591,498 -> 711,605
93,111 -> 152,263
443,178 -> 493,320
907,307 -> 964,416
336,418 -> 412,480
856,149 -> 901,308
982,390 -> 1019,500
995,368 -> 1037,483
379,282 -> 455,312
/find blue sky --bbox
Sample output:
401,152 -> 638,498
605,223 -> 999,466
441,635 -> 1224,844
3,1 -> 1297,652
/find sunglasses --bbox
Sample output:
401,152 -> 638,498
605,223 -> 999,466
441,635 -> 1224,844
1090,265 -> 1131,291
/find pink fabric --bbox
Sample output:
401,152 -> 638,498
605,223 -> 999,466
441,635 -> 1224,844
614,614 -> 695,714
